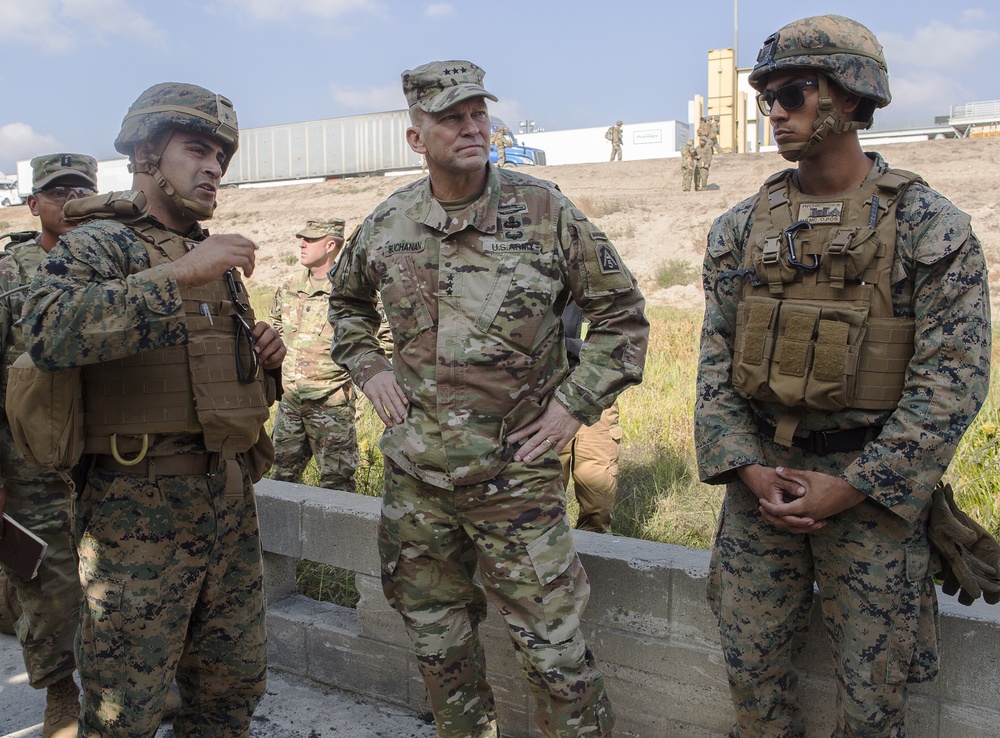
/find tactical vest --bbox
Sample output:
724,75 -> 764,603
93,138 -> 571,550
732,168 -> 922,438
81,217 -> 269,459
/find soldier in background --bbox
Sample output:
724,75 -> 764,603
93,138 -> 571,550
695,15 -> 991,736
680,139 -> 699,191
606,120 -> 623,161
329,59 -> 648,737
271,217 -> 358,492
710,116 -> 722,153
695,137 -> 714,191
558,301 -> 622,534
22,83 -> 285,736
0,154 -> 96,738
696,116 -> 713,146
490,125 -> 508,167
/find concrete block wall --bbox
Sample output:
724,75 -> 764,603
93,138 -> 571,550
256,479 -> 1000,737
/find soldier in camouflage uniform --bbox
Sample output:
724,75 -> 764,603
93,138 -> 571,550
606,120 -> 623,162
680,139 -> 698,191
695,138 -> 713,191
695,16 -> 991,737
22,83 -> 285,737
489,126 -> 508,167
329,60 -> 648,738
271,217 -> 358,492
0,153 -> 97,738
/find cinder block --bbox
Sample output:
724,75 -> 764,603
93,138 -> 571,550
262,551 -> 297,604
300,493 -> 381,575
355,573 -> 410,646
937,701 -> 1000,738
256,479 -> 313,557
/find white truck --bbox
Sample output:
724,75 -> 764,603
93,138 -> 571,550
0,173 -> 22,207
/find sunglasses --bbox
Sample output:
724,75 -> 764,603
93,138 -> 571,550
226,269 -> 259,384
33,185 -> 96,201
756,80 -> 818,116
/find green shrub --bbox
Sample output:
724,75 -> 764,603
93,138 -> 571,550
654,259 -> 700,289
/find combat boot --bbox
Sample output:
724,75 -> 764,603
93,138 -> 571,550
42,675 -> 80,738
0,569 -> 21,635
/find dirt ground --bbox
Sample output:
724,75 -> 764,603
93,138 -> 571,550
4,137 -> 999,313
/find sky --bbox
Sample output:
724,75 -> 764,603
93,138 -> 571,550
1,0 -> 998,175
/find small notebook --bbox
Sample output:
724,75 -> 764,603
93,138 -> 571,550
0,513 -> 49,580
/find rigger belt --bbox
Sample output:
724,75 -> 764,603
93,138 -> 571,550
753,414 -> 883,456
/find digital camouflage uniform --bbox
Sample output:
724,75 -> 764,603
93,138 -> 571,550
0,236 -> 79,690
606,121 -> 623,162
271,270 -> 358,491
23,215 -> 269,738
695,152 -> 991,737
329,160 -> 648,737
680,140 -> 699,192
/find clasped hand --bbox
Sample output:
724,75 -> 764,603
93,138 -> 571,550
738,464 -> 866,534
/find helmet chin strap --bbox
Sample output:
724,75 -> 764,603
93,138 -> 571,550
778,75 -> 872,162
129,130 -> 217,222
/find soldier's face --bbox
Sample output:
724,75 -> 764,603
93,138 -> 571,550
28,183 -> 92,243
299,235 -> 335,269
155,131 -> 226,212
407,97 -> 491,176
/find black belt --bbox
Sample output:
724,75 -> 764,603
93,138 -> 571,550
94,453 -> 217,477
754,415 -> 882,456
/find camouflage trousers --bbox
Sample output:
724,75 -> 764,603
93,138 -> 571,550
681,165 -> 695,191
696,165 -> 710,190
0,476 -> 78,688
707,445 -> 937,738
272,384 -> 358,492
379,456 -> 614,738
609,144 -> 622,162
496,146 -> 506,166
74,461 -> 267,737
559,402 -> 621,533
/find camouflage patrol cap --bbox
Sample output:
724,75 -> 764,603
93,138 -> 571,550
30,153 -> 98,192
616,120 -> 623,126
748,15 -> 890,113
114,82 -> 239,172
296,218 -> 346,240
402,60 -> 498,113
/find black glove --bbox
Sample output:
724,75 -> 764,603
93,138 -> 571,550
928,482 -> 1000,606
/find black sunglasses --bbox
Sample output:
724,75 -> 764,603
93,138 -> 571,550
226,269 -> 259,383
756,80 -> 818,116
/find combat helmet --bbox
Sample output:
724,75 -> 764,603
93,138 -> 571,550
114,82 -> 239,220
749,15 -> 889,161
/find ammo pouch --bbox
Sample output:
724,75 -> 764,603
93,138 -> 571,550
734,296 -> 869,412
62,190 -> 148,224
5,353 -> 84,475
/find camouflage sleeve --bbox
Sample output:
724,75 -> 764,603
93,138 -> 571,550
842,197 -> 992,522
555,202 -> 649,425
22,222 -> 186,371
694,197 -> 767,484
270,286 -> 284,336
327,218 -> 393,388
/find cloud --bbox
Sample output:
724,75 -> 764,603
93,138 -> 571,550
330,83 -> 404,112
424,3 -> 452,17
0,123 -> 62,173
884,71 -> 968,122
0,0 -> 155,50
880,20 -> 999,71
220,0 -> 381,20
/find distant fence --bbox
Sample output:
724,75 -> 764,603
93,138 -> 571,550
257,479 -> 1000,737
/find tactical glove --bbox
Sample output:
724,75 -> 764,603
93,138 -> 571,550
928,482 -> 1000,606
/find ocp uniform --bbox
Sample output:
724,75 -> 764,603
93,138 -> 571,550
697,154 -> 991,736
330,164 -> 648,737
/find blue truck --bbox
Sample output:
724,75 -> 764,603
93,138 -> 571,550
490,117 -> 546,167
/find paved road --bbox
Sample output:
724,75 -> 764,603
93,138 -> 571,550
0,632 -> 435,738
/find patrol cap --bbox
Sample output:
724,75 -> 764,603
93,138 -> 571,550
402,60 -> 498,113
296,218 -> 346,240
616,120 -> 623,126
31,153 -> 98,192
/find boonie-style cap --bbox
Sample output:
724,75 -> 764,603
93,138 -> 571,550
296,218 -> 346,239
402,60 -> 498,113
31,153 -> 98,192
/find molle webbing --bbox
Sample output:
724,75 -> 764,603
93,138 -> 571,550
735,168 -> 921,415
82,221 -> 268,456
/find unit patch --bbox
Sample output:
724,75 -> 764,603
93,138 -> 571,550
386,241 -> 424,256
598,244 -> 621,274
798,202 -> 844,224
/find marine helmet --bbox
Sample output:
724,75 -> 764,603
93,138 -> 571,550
748,15 -> 889,160
114,82 -> 239,221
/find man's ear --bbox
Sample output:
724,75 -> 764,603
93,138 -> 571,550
27,194 -> 40,217
406,126 -> 426,156
133,139 -> 155,166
